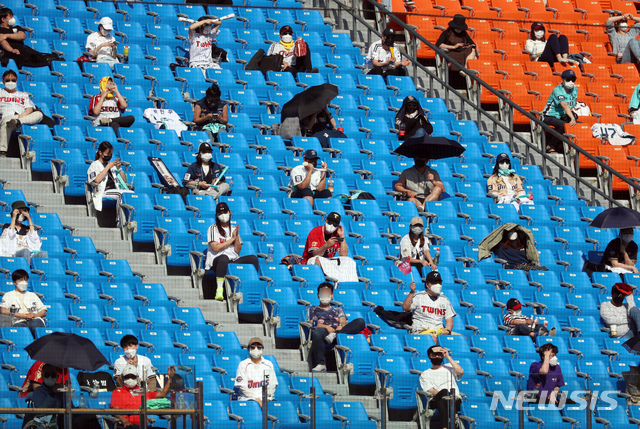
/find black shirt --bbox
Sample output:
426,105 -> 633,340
603,238 -> 638,265
0,26 -> 25,50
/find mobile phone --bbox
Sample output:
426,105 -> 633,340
112,41 -> 120,45
336,237 -> 344,242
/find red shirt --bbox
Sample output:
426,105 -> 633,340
110,385 -> 158,425
302,225 -> 340,264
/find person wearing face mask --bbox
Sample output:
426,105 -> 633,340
193,84 -> 228,142
524,22 -> 571,66
113,335 -> 156,391
399,216 -> 436,275
205,202 -> 259,300
395,157 -> 445,209
418,346 -> 464,429
600,283 -> 640,338
183,142 -> 229,199
486,153 -> 532,212
435,14 -> 478,72
86,17 -> 119,67
188,16 -> 222,74
111,364 -> 175,428
600,227 -> 639,273
307,283 -> 366,372
395,95 -> 433,142
541,69 -> 579,154
527,344 -> 565,405
234,337 -> 278,406
0,70 -> 43,157
403,271 -> 457,340
89,76 -> 134,131
19,361 -> 69,399
503,298 -> 554,338
289,149 -> 331,207
365,27 -> 411,77
0,269 -> 46,338
607,14 -> 640,64
301,212 -> 359,282
267,25 -> 316,76
0,200 -> 47,266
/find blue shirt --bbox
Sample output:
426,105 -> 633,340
182,161 -> 225,186
543,84 -> 578,119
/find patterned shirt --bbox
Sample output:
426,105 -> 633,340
308,305 -> 345,329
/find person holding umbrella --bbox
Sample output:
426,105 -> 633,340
600,227 -> 639,274
394,157 -> 445,209
0,269 -> 46,337
280,83 -> 339,138
395,96 -> 433,141
601,283 -> 640,338
288,149 -> 331,207
111,364 -> 176,429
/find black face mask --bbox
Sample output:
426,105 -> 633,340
382,37 -> 392,48
103,154 -> 112,162
415,158 -> 427,167
430,358 -> 443,366
612,293 -> 625,305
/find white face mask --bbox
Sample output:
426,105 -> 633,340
549,356 -> 558,366
123,378 -> 137,388
303,161 -> 309,167
218,213 -> 230,223
325,223 -> 337,234
202,26 -> 211,35
4,81 -> 16,91
200,153 -> 212,162
509,232 -> 518,241
17,214 -> 25,223
499,162 -> 510,170
411,226 -> 423,235
7,17 -> 15,27
619,23 -> 629,31
43,377 -> 57,387
563,80 -> 575,90
100,28 -> 110,37
124,348 -> 136,359
513,309 -> 522,315
250,347 -> 263,359
16,281 -> 27,292
429,284 -> 442,294
534,30 -> 544,39
622,233 -> 634,243
281,34 -> 293,43
319,296 -> 332,305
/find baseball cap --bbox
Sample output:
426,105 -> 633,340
495,153 -> 510,164
531,22 -> 544,30
122,364 -> 138,377
280,25 -> 294,35
507,298 -> 523,310
11,200 -> 29,212
426,271 -> 442,284
99,17 -> 114,31
561,69 -> 577,80
198,142 -> 213,153
614,283 -> 634,296
382,28 -> 396,38
410,216 -> 423,226
216,202 -> 230,213
326,212 -> 341,226
303,149 -> 319,160
248,337 -> 264,347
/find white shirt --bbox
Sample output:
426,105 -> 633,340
267,42 -> 296,66
399,234 -> 430,260
289,164 -> 324,191
600,296 -> 636,337
143,108 -> 187,137
524,39 -> 546,61
419,364 -> 462,399
0,226 -> 42,256
87,160 -> 120,212
188,30 -> 220,69
410,291 -> 456,332
366,40 -> 402,71
234,357 -> 278,401
90,96 -> 122,126
0,88 -> 34,118
113,354 -> 155,381
85,31 -> 118,63
205,223 -> 242,269
0,290 -> 45,325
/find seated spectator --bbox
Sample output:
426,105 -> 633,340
301,107 -> 337,137
399,216 -> 436,275
308,282 -> 366,372
113,334 -> 156,391
183,142 -> 229,200
205,202 -> 260,301
403,272 -> 457,339
418,346 -> 463,429
527,344 -> 565,405
629,82 -> 640,124
524,22 -> 572,66
600,228 -> 638,273
188,17 -> 222,73
395,96 -> 433,141
0,70 -> 44,157
85,17 -> 119,67
234,337 -> 278,407
486,153 -> 532,212
301,212 -> 358,283
503,298 -> 554,339
435,15 -> 478,71
601,283 -> 639,338
193,83 -> 228,142
89,76 -> 135,131
0,8 -> 59,68
288,149 -> 331,207
365,28 -> 410,77
20,360 -> 69,399
0,269 -> 46,337
0,200 -> 48,266
267,25 -> 316,76
491,228 -> 543,271
111,364 -> 175,429
607,14 -> 640,64
541,69 -> 578,154
87,141 -> 133,218
394,157 -> 444,209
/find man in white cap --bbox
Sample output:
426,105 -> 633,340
234,337 -> 278,408
86,17 -> 119,67
111,364 -> 175,429
403,271 -> 457,340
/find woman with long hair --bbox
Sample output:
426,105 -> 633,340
399,216 -> 436,275
486,153 -> 531,212
524,22 -> 571,66
435,14 -> 478,71
205,202 -> 259,301
87,141 -> 132,217
193,83 -> 228,142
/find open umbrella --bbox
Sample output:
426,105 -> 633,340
589,207 -> 640,229
25,332 -> 109,371
394,135 -> 465,160
281,83 -> 339,122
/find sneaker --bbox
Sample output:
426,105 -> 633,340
0,151 -> 6,157
7,119 -> 20,129
549,327 -> 557,337
312,364 -> 327,372
539,327 -> 549,336
100,118 -> 113,126
215,287 -> 224,301
325,332 -> 337,343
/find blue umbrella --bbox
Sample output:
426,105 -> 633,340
589,207 -> 640,229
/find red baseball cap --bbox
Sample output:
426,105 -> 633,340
614,283 -> 634,296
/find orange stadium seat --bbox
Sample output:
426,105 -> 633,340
490,18 -> 522,39
613,83 -> 637,104
528,80 -> 557,100
584,81 -> 619,104
412,0 -> 440,13
564,122 -> 601,170
499,80 -> 536,124
579,42 -> 614,64
597,145 -> 633,192
581,63 -> 612,82
433,0 -> 464,16
523,62 -> 556,81
607,0 -> 637,16
406,15 -> 439,61
475,40 -> 503,61
467,59 -> 501,103
495,59 -> 525,79
493,38 -> 528,61
577,20 -> 609,43
590,102 -> 625,123
610,63 -> 640,83
574,0 -> 607,19
517,0 -> 548,17
466,17 -> 496,40
488,0 -> 522,16
461,0 -> 494,17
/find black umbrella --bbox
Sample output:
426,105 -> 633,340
394,135 -> 465,160
589,207 -> 640,229
24,332 -> 109,371
623,334 -> 640,355
281,83 -> 339,122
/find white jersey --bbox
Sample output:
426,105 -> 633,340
85,31 -> 118,63
234,357 -> 278,401
289,164 -> 324,191
0,290 -> 45,316
188,30 -> 219,69
143,108 -> 187,137
419,364 -> 462,399
366,40 -> 401,71
0,88 -> 34,118
205,223 -> 242,269
268,42 -> 296,66
410,291 -> 456,332
399,234 -> 430,261
113,354 -> 155,381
